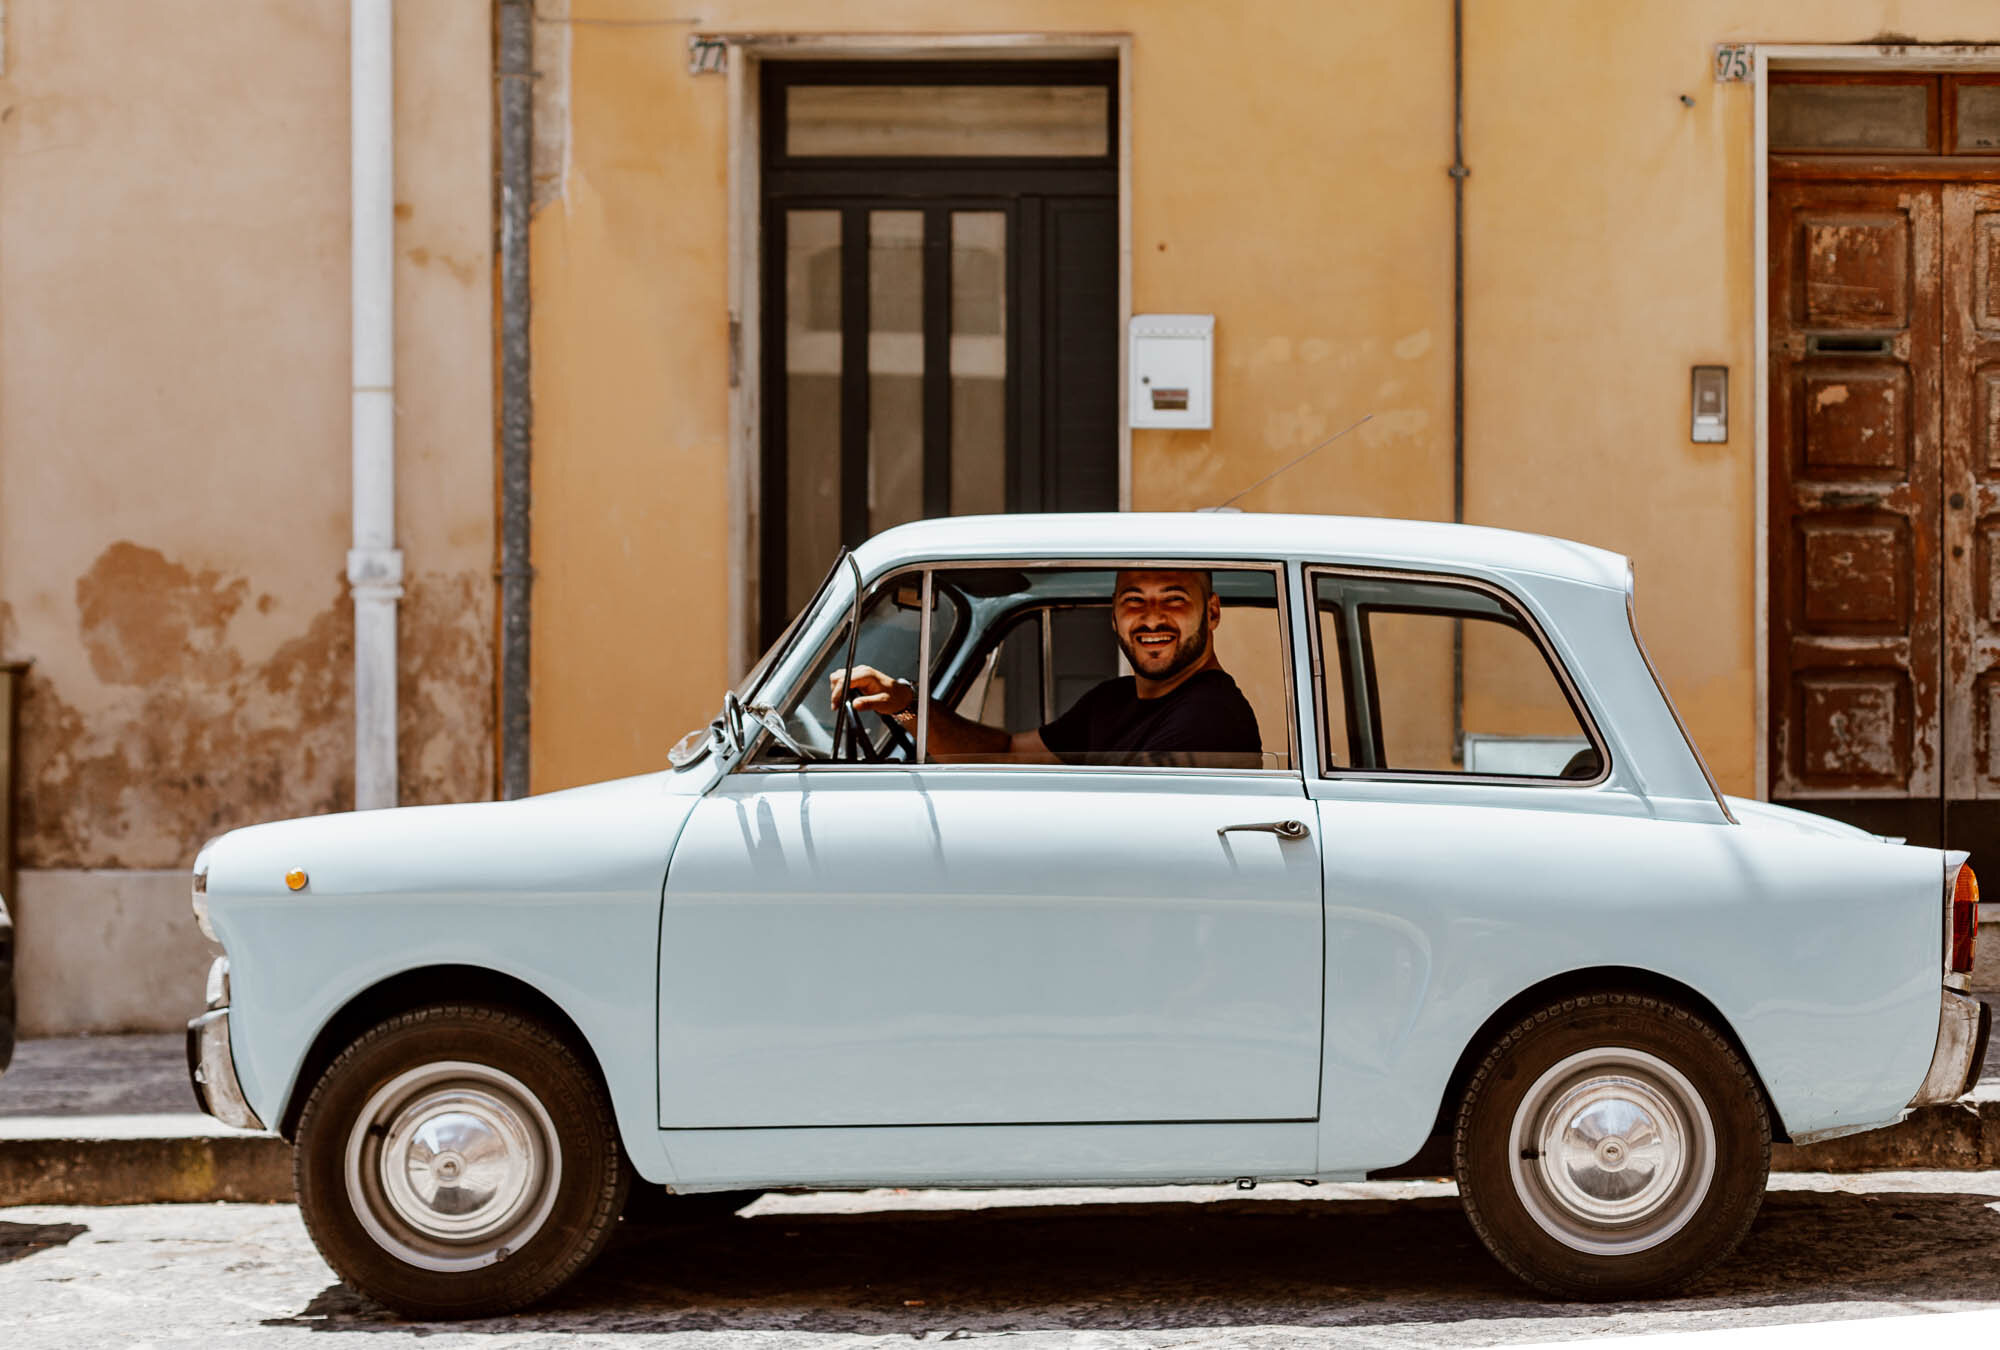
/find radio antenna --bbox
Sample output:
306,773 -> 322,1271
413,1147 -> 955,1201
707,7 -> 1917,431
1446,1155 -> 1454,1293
1208,412 -> 1373,511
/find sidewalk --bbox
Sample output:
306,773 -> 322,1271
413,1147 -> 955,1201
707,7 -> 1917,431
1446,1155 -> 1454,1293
0,1006 -> 1995,1206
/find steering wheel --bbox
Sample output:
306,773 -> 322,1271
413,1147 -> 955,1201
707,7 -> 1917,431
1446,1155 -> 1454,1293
832,688 -> 916,763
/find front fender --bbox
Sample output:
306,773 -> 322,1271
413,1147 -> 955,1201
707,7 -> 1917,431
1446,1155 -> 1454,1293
202,769 -> 710,1181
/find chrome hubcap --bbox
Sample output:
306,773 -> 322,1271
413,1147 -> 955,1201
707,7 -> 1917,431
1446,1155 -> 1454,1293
1509,1047 -> 1715,1255
345,1061 -> 561,1272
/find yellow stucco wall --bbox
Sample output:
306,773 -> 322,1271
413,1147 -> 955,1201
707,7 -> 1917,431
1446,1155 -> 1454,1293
0,0 -> 495,867
530,0 -> 1451,791
532,1 -> 2000,798
1461,0 -> 1999,796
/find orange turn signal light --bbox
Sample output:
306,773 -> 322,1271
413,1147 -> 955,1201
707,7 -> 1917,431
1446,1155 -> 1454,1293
285,868 -> 309,892
1950,863 -> 1979,975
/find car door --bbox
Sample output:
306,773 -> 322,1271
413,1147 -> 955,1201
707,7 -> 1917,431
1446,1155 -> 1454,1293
657,560 -> 1324,1132
1304,566 -> 1626,1169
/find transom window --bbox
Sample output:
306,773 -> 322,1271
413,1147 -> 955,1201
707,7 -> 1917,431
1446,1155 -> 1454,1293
1312,570 -> 1604,783
1770,74 -> 2000,156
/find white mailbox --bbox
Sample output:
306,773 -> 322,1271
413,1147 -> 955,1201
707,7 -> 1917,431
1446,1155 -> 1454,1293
1130,314 -> 1214,429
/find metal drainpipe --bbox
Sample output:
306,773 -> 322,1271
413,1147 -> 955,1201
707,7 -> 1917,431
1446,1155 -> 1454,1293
349,0 -> 403,810
1449,0 -> 1468,764
497,0 -> 534,800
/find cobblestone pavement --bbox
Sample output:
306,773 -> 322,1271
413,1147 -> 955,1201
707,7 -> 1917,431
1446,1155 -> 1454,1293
3,1173 -> 1999,1348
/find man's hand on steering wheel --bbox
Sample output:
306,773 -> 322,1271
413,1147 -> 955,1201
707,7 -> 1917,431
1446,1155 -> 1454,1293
828,664 -> 917,762
829,664 -> 915,718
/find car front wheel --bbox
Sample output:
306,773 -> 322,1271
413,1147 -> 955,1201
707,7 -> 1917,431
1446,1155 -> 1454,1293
294,1003 -> 629,1319
1454,991 -> 1770,1300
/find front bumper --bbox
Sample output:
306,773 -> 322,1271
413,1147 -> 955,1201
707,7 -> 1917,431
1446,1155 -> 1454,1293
1908,988 -> 1993,1107
186,1005 -> 265,1131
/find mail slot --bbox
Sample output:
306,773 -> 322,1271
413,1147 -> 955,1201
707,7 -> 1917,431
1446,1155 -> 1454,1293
1130,314 -> 1214,429
1806,334 -> 1894,356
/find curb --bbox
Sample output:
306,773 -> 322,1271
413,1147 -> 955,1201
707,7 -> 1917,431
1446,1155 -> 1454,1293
0,1098 -> 1994,1208
1774,1094 -> 2000,1172
0,1117 -> 291,1205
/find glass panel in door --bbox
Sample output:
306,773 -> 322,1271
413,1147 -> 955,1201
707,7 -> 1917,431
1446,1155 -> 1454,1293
868,211 -> 926,534
950,210 -> 1008,517
783,210 -> 842,620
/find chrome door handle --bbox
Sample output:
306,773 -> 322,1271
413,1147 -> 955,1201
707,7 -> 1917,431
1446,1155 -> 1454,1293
1217,819 -> 1310,841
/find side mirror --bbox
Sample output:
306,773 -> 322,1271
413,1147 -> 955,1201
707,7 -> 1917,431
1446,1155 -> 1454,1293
719,690 -> 747,757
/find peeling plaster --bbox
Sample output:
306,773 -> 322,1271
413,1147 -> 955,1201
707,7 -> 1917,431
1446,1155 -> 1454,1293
16,545 -> 491,870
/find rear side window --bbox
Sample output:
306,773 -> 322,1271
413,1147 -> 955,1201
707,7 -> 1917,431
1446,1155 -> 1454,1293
1313,571 -> 1603,781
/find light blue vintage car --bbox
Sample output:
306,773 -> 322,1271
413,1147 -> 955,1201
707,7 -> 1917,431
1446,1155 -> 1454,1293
187,513 -> 1987,1317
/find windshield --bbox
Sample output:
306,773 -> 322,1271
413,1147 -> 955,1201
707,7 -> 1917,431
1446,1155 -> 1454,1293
734,551 -> 846,704
669,552 -> 849,770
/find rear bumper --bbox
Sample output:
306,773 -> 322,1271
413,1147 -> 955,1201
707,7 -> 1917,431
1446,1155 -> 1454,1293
186,1006 -> 264,1131
1909,988 -> 1993,1107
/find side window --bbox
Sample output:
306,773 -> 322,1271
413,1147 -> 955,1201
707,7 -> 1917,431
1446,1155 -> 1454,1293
931,564 -> 1294,770
1314,572 -> 1601,781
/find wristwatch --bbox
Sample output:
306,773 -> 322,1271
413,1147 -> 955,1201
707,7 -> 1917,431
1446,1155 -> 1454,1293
890,680 -> 918,725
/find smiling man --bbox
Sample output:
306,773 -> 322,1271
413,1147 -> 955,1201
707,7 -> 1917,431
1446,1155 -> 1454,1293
835,569 -> 1263,767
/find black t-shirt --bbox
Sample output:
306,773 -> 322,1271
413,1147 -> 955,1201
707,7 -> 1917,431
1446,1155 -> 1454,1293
1038,668 -> 1263,768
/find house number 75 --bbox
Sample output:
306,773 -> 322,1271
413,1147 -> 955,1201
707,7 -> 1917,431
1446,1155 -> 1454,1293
1714,44 -> 1752,83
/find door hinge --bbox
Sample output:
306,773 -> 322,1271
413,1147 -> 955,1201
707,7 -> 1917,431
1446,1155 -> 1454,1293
728,314 -> 741,389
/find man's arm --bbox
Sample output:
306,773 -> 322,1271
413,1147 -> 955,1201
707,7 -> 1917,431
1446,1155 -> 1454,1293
830,665 -> 1052,761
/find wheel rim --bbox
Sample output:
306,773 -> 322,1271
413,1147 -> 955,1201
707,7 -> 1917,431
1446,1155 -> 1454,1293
343,1060 -> 563,1273
1507,1046 -> 1716,1256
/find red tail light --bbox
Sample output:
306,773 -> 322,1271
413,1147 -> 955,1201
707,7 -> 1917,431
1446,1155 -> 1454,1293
1950,862 -> 1979,975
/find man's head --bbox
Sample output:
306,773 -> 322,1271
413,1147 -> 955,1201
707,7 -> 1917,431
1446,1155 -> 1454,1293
1111,569 -> 1221,685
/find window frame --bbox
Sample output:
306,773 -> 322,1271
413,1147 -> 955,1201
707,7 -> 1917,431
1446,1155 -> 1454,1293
735,556 -> 1302,777
1305,566 -> 1612,789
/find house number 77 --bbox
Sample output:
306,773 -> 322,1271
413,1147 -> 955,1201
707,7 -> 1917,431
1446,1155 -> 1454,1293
688,36 -> 727,77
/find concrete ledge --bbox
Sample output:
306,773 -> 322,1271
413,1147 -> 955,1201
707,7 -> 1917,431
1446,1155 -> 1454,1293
2,1100 -> 1998,1206
0,1114 -> 290,1205
1774,1093 -> 2000,1171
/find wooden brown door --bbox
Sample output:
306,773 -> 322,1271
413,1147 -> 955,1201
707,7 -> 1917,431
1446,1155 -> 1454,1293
1943,185 -> 2000,844
1769,181 -> 1944,833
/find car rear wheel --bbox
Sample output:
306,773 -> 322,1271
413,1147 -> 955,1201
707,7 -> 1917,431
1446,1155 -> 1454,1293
294,1003 -> 629,1319
1454,991 -> 1769,1300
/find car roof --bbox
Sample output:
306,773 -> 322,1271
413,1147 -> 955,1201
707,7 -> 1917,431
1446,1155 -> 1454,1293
854,512 -> 1631,592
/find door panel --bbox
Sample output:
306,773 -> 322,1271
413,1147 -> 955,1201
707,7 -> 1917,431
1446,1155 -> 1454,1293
1769,182 -> 1943,801
1944,185 -> 2000,804
658,770 -> 1324,1129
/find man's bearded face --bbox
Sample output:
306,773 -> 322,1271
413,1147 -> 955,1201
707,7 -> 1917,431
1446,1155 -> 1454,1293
1112,570 -> 1216,682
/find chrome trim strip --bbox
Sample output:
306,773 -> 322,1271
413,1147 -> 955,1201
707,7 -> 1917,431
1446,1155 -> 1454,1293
186,1007 -> 264,1131
1039,607 -> 1056,721
1908,987 -> 1987,1107
916,569 -> 934,762
1303,564 -> 1613,790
